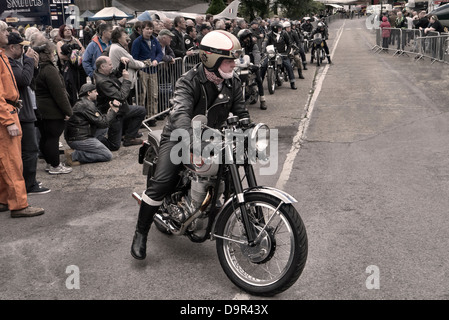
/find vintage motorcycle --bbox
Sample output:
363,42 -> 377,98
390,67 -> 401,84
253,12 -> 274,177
302,31 -> 311,53
234,54 -> 259,106
135,114 -> 308,296
310,33 -> 327,66
265,44 -> 288,95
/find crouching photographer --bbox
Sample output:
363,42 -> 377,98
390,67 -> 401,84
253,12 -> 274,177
64,83 -> 120,165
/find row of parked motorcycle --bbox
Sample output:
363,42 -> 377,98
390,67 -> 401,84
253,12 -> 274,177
235,31 -> 329,106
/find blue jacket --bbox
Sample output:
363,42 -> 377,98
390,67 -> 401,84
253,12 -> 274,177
82,36 -> 111,78
131,35 -> 163,63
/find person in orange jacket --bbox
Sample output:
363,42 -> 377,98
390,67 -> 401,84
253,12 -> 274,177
0,21 -> 45,218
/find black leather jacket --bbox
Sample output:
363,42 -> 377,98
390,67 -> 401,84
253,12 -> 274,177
161,63 -> 250,140
311,27 -> 329,40
94,64 -> 130,115
263,30 -> 291,54
64,97 -> 116,141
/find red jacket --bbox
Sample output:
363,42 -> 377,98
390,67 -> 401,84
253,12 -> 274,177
380,17 -> 391,38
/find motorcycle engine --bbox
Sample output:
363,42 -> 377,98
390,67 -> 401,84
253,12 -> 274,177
165,171 -> 224,235
190,175 -> 223,210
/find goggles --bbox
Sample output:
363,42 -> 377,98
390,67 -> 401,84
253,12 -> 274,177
199,45 -> 243,59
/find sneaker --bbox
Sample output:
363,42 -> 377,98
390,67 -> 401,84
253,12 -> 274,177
48,163 -> 73,175
11,206 -> 45,218
64,149 -> 81,167
123,137 -> 143,147
0,203 -> 9,212
27,186 -> 51,195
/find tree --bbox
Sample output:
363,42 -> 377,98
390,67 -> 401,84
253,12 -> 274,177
275,0 -> 325,19
206,0 -> 227,15
240,0 -> 271,21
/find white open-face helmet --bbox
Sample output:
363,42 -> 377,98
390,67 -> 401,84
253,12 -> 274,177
283,21 -> 291,28
199,30 -> 242,71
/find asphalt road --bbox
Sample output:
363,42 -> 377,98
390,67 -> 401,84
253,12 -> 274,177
2,16 -> 449,305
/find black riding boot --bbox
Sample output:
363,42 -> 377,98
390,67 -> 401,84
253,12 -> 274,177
290,81 -> 297,90
303,62 -> 308,70
327,55 -> 332,64
298,67 -> 304,79
131,201 -> 158,260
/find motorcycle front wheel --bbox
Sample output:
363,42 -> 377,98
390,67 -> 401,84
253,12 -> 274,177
267,68 -> 276,94
316,49 -> 321,66
215,193 -> 308,296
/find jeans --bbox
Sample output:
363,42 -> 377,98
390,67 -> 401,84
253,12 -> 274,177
20,121 -> 39,191
97,104 -> 146,151
68,137 -> 112,163
281,56 -> 295,83
254,68 -> 264,97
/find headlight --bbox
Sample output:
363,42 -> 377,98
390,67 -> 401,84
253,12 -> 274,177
250,123 -> 270,160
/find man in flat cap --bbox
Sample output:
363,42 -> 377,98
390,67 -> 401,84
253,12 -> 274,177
64,83 -> 120,165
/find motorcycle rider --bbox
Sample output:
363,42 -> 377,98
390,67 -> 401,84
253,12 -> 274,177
260,21 -> 297,90
310,22 -> 332,64
237,29 -> 268,110
300,18 -> 313,34
130,30 -> 250,260
290,21 -> 308,70
283,21 -> 305,79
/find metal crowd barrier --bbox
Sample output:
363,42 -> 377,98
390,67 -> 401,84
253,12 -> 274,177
131,53 -> 202,118
182,50 -> 201,73
372,27 -> 449,64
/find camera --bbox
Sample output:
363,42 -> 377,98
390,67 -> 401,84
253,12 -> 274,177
32,44 -> 47,54
60,43 -> 80,56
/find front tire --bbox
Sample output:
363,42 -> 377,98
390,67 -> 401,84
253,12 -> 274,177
316,49 -> 321,66
215,193 -> 308,296
267,68 -> 275,94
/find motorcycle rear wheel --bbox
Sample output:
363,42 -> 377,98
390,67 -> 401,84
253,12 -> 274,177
215,193 -> 308,296
267,68 -> 276,94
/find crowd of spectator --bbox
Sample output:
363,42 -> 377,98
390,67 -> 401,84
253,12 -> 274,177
1,9 -> 340,217
377,7 -> 448,52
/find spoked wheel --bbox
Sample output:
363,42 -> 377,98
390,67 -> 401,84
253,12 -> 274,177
267,68 -> 275,94
215,193 -> 308,296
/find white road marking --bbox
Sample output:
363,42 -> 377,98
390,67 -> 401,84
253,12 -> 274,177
275,22 -> 345,191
